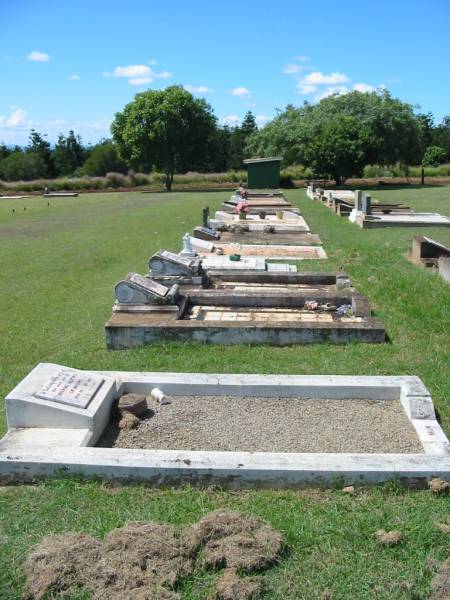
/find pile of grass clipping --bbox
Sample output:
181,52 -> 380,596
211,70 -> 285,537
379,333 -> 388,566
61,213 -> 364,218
24,509 -> 283,600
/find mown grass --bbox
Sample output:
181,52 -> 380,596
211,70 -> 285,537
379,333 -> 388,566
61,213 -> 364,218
0,186 -> 449,598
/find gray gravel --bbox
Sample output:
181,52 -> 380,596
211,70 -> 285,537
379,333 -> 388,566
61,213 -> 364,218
98,395 -> 423,454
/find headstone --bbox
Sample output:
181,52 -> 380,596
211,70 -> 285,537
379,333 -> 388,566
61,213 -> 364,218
189,236 -> 214,252
267,263 -> 298,273
354,190 -> 363,211
180,232 -> 197,257
193,226 -> 220,241
34,368 -> 104,409
115,272 -> 178,305
362,194 -> 372,215
201,256 -> 267,270
149,250 -> 201,277
202,206 -> 209,227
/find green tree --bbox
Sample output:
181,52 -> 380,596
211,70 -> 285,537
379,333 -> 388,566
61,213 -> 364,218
303,114 -> 369,184
422,145 -> 447,167
0,151 -> 47,181
432,116 -> 450,161
111,85 -> 217,191
0,143 -> 15,161
26,129 -> 54,177
84,141 -> 127,176
247,91 -> 423,183
53,131 -> 85,175
229,111 -> 257,170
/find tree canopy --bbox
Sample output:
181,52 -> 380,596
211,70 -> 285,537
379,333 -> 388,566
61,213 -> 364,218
246,90 -> 424,183
111,85 -> 217,190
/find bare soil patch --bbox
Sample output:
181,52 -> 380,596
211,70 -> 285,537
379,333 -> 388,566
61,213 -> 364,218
98,395 -> 423,454
430,557 -> 450,600
24,509 -> 283,599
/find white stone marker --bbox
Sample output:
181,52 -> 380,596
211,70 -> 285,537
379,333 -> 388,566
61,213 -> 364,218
35,369 -> 104,409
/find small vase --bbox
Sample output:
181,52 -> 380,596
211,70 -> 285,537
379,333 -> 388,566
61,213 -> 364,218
239,212 -> 247,220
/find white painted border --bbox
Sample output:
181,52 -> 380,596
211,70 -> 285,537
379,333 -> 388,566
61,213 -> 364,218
0,367 -> 448,486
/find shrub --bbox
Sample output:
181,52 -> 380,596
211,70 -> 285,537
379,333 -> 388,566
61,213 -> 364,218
422,145 -> 447,167
84,143 -> 127,176
0,152 -> 47,181
106,172 -> 127,188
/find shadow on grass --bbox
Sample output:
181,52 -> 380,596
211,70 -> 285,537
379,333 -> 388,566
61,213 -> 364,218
328,183 -> 444,191
141,187 -> 237,194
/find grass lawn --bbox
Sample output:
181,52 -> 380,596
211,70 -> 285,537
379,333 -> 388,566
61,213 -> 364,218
0,185 -> 449,599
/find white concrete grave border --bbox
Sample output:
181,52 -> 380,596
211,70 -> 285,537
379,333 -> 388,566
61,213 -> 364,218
0,363 -> 448,487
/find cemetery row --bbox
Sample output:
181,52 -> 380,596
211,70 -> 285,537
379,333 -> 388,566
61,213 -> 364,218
0,157 -> 448,488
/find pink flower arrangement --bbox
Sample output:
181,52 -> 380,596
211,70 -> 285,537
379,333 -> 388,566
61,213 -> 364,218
236,202 -> 249,215
304,300 -> 319,311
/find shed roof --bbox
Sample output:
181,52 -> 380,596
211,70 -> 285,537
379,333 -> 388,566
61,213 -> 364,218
243,157 -> 282,165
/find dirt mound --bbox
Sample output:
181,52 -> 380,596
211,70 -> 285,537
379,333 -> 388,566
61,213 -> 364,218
24,510 -> 283,599
24,533 -> 101,599
430,557 -> 450,599
374,529 -> 403,545
215,568 -> 261,599
429,478 -> 449,494
183,509 -> 283,571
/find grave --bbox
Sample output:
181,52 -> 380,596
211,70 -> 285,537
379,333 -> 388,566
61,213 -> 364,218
355,211 -> 450,229
115,273 -> 179,305
406,236 -> 450,282
148,250 -> 204,285
1,363 -> 448,486
210,211 -> 312,233
105,268 -> 386,348
195,242 -> 327,261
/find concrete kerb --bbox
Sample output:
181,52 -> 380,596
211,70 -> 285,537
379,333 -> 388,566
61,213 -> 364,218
0,365 -> 449,486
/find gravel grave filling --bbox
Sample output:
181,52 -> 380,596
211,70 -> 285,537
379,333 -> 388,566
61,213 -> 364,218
98,395 -> 423,454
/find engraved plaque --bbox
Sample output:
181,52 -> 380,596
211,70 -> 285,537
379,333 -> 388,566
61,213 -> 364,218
34,369 -> 104,408
129,273 -> 168,297
160,250 -> 193,267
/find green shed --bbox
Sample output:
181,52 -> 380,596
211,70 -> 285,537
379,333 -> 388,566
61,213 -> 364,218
243,157 -> 282,190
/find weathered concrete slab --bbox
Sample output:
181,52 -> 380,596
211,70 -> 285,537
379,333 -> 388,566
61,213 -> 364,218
0,368 -> 448,486
219,231 -> 322,245
105,312 -> 385,348
356,213 -> 450,228
5,363 -> 117,444
198,243 -> 327,261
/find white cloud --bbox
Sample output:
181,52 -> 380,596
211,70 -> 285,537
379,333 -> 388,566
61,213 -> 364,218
184,85 -> 214,94
113,64 -> 151,78
148,59 -> 158,65
293,55 -> 309,62
283,63 -> 302,75
102,71 -> 111,78
111,64 -> 171,85
314,86 -> 350,101
244,101 -> 256,107
5,107 -> 28,126
255,115 -> 271,126
0,113 -> 112,145
231,87 -> 252,99
128,77 -> 152,86
353,82 -> 375,93
222,115 -> 241,125
302,71 -> 350,85
28,51 -> 50,62
68,74 -> 80,80
297,83 -> 317,95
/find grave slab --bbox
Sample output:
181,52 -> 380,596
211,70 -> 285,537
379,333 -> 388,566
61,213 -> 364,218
1,368 -> 448,486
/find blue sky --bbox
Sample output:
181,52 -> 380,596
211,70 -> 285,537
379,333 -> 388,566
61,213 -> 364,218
1,0 -> 449,145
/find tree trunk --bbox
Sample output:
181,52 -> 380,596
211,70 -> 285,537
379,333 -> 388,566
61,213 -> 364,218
165,170 -> 174,192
